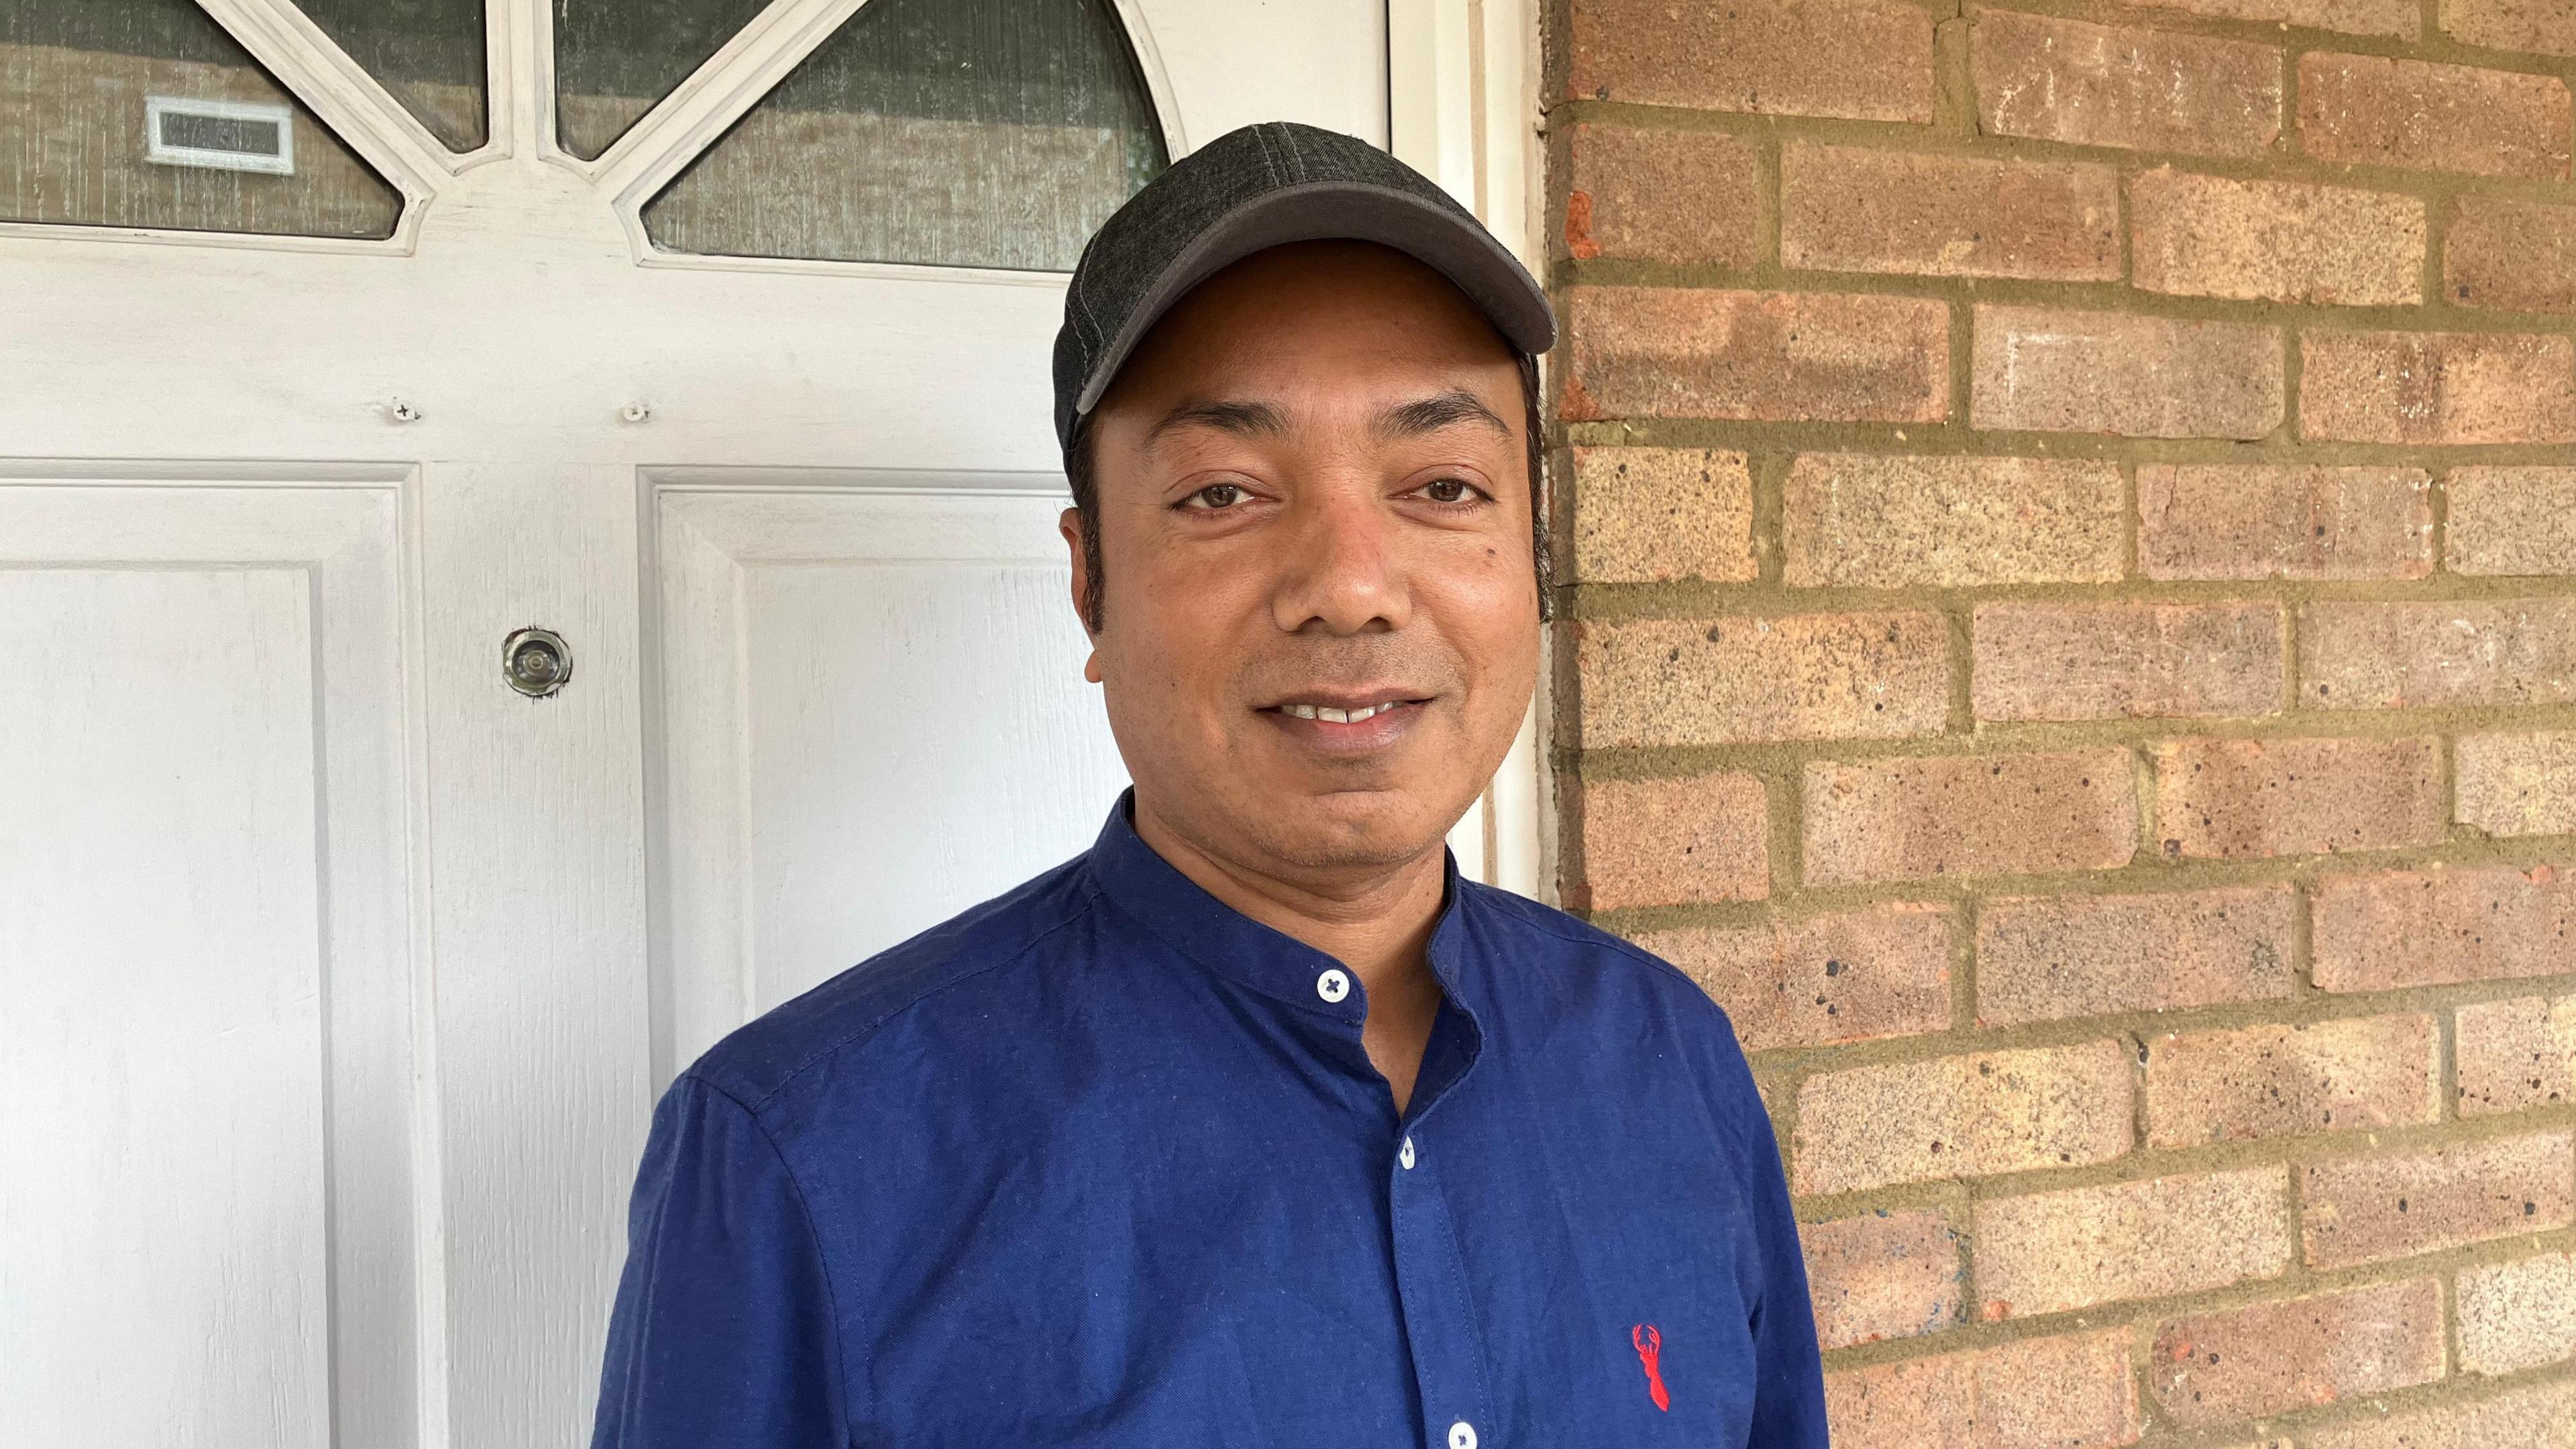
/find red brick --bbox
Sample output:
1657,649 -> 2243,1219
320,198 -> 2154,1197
1973,601 -> 2285,723
1827,1328 -> 2141,1449
1977,885 -> 2297,1027
2447,197 -> 2576,315
2149,1279 -> 2443,1426
1781,453 -> 2124,588
2139,464 -> 2433,581
2440,0 -> 2576,54
2302,599 -> 2576,709
1972,11 -> 2282,158
2131,169 -> 2425,307
1801,1209 -> 1964,1350
1577,773 -> 1769,910
2300,330 -> 2576,444
2301,53 -> 2571,179
1638,904 -> 1952,1051
2153,735 -> 2445,861
1564,288 -> 1949,424
2458,1250 -> 2576,1375
1780,143 -> 2119,281
1559,123 -> 1762,268
1564,0 -> 1936,121
1974,1168 -> 2291,1320
2129,0 -> 2418,35
1805,751 -> 2139,887
2458,730 -> 2576,837
1574,612 -> 1949,749
2144,1016 -> 2439,1147
2314,863 -> 2576,991
2447,466 -> 2576,576
2455,992 -> 2576,1115
2308,1378 -> 2576,1449
1792,1040 -> 2131,1193
2301,1132 -> 2575,1267
1972,305 -> 2284,439
1568,447 -> 1757,585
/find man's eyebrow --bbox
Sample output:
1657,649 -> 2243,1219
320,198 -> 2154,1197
1375,388 -> 1511,440
1143,398 -> 1289,447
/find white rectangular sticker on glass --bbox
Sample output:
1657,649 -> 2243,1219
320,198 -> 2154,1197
144,97 -> 294,176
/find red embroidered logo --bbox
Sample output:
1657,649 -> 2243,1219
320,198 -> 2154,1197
1631,1324 -> 1670,1412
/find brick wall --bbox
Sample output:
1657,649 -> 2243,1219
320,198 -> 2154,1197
1543,0 -> 2576,1442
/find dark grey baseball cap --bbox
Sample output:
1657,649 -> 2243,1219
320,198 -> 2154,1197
1052,120 -> 1556,454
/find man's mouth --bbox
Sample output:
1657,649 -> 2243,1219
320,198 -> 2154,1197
1275,700 -> 1407,723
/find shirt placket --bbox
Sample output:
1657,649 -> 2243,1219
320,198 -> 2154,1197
1386,1005 -> 1491,1449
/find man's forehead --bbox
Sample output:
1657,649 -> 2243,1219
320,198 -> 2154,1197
1141,386 -> 1515,451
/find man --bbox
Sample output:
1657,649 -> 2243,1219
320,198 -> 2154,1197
592,121 -> 1827,1448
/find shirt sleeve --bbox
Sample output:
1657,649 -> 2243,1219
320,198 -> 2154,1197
592,1074 -> 849,1449
1709,1016 -> 1831,1449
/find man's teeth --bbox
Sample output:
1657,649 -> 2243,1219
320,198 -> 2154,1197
1282,702 -> 1396,722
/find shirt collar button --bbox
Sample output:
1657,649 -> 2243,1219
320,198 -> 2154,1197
1316,968 -> 1350,1004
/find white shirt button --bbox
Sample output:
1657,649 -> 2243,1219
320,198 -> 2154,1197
1448,1421 -> 1477,1449
1316,968 -> 1350,1004
1399,1136 -> 1416,1170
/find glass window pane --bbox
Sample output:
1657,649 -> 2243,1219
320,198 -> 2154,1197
1,0 -> 400,239
554,0 -> 770,162
297,0 -> 487,153
642,0 -> 1167,272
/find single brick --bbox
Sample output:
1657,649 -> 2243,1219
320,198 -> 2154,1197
2457,992 -> 2576,1115
1638,904 -> 1952,1052
2127,0 -> 2417,36
2447,197 -> 2576,315
2448,466 -> 2576,575
1576,773 -> 1770,910
1568,447 -> 1757,585
1564,288 -> 1949,424
2302,598 -> 2576,709
2300,53 -> 2571,179
1782,453 -> 2125,588
2440,0 -> 2576,53
1780,143 -> 2120,281
2149,1279 -> 2443,1426
1564,0 -> 1936,122
1801,1209 -> 1964,1351
2145,1016 -> 2439,1147
1805,751 -> 2139,887
2460,1252 -> 2576,1375
1560,124 -> 1762,268
2300,330 -> 2576,444
1574,612 -> 1949,749
2153,735 -> 2445,861
1826,1328 -> 2141,1449
2314,863 -> 2576,991
1977,885 -> 2296,1027
2131,169 -> 2424,307
1972,11 -> 2282,158
2139,464 -> 2433,581
2301,1132 -> 2575,1268
2308,1379 -> 2576,1449
1973,1168 -> 2292,1320
1972,306 -> 2284,439
1791,1040 -> 2132,1194
1973,601 -> 2285,723
2459,731 -> 2576,838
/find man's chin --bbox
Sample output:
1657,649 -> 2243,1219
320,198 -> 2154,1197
1254,788 -> 1467,873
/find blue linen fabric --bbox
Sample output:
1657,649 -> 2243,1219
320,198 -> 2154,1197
592,794 -> 1828,1448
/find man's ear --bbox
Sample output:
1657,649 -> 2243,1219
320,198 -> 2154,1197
1059,508 -> 1105,682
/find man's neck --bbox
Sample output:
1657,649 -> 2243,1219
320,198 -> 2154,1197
1128,794 -> 1448,985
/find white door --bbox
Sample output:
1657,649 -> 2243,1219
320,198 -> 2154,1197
0,0 -> 1534,1442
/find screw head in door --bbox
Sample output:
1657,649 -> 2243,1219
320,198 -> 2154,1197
503,627 -> 573,698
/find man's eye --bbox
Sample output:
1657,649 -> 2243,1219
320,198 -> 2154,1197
1421,478 -> 1477,504
1187,483 -> 1246,509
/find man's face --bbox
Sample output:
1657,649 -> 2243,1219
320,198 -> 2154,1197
1065,239 -> 1540,877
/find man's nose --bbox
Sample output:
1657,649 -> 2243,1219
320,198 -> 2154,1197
1272,483 -> 1409,636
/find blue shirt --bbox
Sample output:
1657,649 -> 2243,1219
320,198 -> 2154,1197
592,796 -> 1827,1448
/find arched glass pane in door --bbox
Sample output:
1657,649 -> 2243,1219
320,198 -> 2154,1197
297,0 -> 488,152
643,0 -> 1165,272
554,0 -> 770,161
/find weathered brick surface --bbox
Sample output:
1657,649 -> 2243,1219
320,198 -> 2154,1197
1971,306 -> 2284,439
1574,612 -> 1949,748
1559,124 -> 1762,268
2302,598 -> 2576,709
1564,288 -> 1949,423
2457,731 -> 2576,838
1781,453 -> 2125,587
1971,11 -> 2282,158
2149,1279 -> 2444,1426
1568,446 -> 1758,585
1576,772 -> 1770,910
2138,464 -> 2433,580
1792,1041 -> 2131,1193
2144,1015 -> 2440,1146
1972,601 -> 2284,722
2300,329 -> 2576,444
1638,904 -> 1952,1051
1972,1168 -> 2291,1320
1564,0 -> 1937,121
2151,735 -> 2445,861
2440,0 -> 2576,54
1780,144 -> 2120,281
1805,751 -> 2139,886
2446,466 -> 2576,576
1827,1327 -> 2141,1449
2299,53 -> 2571,179
2313,863 -> 2576,991
2446,197 -> 2576,315
2456,993 -> 2576,1115
1977,885 -> 2296,1026
2459,1252 -> 2576,1375
2130,169 -> 2426,307
2307,1378 -> 2576,1449
2129,0 -> 2416,36
2300,1132 -> 2575,1268
1801,1209 -> 1963,1351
